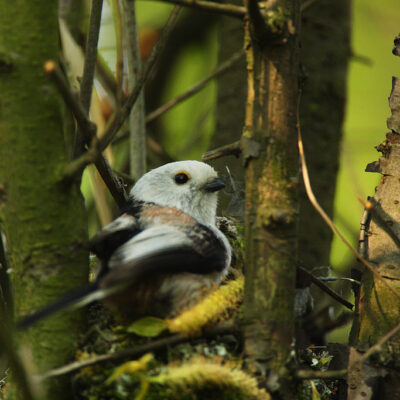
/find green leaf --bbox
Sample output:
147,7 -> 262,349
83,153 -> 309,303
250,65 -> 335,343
127,317 -> 168,337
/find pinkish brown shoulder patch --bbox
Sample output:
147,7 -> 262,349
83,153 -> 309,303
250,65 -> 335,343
141,205 -> 195,226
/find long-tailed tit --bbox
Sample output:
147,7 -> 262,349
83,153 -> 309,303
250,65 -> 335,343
18,161 -> 231,328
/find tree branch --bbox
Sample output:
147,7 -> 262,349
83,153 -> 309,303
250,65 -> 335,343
73,0 -> 104,157
123,0 -> 147,180
37,321 -> 237,380
297,266 -> 354,310
202,140 -> 241,161
44,61 -> 128,207
152,0 -> 246,18
99,5 -> 181,151
147,50 -> 244,124
44,61 -> 96,138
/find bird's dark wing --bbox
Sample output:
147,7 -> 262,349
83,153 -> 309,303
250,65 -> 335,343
100,223 -> 230,289
89,213 -> 141,261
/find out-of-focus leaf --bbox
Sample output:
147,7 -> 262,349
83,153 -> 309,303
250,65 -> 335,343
127,316 -> 168,337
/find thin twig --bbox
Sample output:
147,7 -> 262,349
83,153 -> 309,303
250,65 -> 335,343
152,0 -> 246,18
358,206 -> 372,259
94,155 -> 128,207
296,369 -> 347,380
80,0 -> 104,114
298,266 -> 354,310
362,322 -> 400,361
99,6 -> 181,152
147,50 -> 244,124
123,0 -> 147,179
37,321 -> 237,380
296,106 -> 400,302
39,335 -> 185,380
44,61 -> 128,206
63,147 -> 99,179
44,61 -> 96,138
112,0 -> 124,96
358,196 -> 400,249
114,50 -> 244,145
317,276 -> 360,285
202,140 -> 241,161
73,0 -> 104,158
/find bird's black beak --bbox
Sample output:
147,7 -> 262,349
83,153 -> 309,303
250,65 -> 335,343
203,177 -> 225,192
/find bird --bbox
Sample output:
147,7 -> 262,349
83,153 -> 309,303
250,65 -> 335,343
18,160 -> 231,328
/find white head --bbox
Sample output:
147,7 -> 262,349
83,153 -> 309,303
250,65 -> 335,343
130,161 -> 225,225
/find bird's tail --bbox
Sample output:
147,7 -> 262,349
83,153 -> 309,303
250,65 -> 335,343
17,282 -> 100,330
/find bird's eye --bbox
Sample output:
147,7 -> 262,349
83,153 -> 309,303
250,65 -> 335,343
174,171 -> 190,185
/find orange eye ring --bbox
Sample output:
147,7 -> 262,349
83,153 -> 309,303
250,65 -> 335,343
174,171 -> 190,184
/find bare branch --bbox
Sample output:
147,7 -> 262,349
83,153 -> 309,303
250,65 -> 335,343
123,0 -> 147,180
80,0 -> 103,114
297,266 -> 354,310
37,321 -> 237,380
152,0 -> 246,18
202,140 -> 241,161
147,50 -> 244,124
44,61 -> 96,138
44,61 -> 128,206
73,0 -> 104,158
99,6 -> 181,151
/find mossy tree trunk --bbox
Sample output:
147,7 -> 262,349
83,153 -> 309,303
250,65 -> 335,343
241,1 -> 300,398
0,1 -> 89,398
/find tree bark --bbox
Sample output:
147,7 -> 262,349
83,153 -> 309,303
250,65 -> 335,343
241,1 -> 300,397
0,1 -> 89,398
349,49 -> 400,397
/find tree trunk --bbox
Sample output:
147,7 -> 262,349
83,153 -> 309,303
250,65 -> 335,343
349,76 -> 400,398
0,1 -> 89,398
241,1 -> 300,397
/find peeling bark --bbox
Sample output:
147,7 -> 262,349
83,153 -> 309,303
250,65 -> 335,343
351,54 -> 400,397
